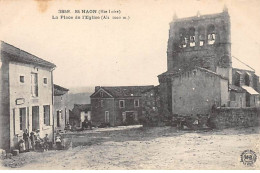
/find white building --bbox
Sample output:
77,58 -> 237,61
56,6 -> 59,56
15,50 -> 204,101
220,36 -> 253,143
0,41 -> 56,151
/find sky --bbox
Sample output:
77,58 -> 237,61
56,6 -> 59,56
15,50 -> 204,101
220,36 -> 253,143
0,0 -> 260,89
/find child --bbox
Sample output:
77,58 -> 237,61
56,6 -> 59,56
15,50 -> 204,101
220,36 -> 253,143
19,139 -> 26,153
55,133 -> 62,150
43,134 -> 50,151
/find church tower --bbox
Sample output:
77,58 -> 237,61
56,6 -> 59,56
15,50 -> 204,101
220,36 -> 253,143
167,9 -> 231,77
158,8 -> 232,114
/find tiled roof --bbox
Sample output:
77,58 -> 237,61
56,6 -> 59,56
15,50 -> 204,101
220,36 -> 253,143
1,41 -> 56,68
196,67 -> 228,80
141,85 -> 159,93
99,85 -> 154,98
54,84 -> 69,96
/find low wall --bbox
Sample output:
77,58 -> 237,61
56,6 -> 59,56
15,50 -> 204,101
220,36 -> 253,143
209,107 -> 260,129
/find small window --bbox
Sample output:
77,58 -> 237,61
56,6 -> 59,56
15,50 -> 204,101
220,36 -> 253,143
101,100 -> 104,107
105,111 -> 109,123
119,100 -> 125,108
43,78 -> 47,84
100,91 -> 103,97
134,99 -> 139,107
20,76 -> 25,83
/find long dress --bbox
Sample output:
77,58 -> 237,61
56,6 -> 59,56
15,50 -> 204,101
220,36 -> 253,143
30,134 -> 35,151
23,132 -> 31,151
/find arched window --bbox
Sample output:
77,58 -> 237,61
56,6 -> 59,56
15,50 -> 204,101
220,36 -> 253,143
198,26 -> 205,46
179,28 -> 187,48
189,27 -> 195,47
207,25 -> 215,45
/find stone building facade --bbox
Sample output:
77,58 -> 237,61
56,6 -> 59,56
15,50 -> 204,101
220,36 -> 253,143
90,86 -> 154,126
53,84 -> 69,132
158,8 -> 259,116
0,41 -> 56,151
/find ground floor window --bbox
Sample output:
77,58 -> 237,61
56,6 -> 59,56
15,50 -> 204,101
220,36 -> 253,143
44,105 -> 50,125
57,110 -> 62,127
105,111 -> 109,123
19,108 -> 26,130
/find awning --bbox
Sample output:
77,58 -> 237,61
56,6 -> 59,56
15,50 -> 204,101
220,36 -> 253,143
241,85 -> 259,95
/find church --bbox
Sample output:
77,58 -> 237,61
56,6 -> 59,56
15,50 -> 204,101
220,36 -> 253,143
158,8 -> 260,116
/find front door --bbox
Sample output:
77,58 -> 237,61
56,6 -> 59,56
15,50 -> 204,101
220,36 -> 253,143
125,112 -> 135,125
32,106 -> 39,131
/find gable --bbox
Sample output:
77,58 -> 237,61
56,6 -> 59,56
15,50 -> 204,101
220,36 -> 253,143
90,88 -> 113,98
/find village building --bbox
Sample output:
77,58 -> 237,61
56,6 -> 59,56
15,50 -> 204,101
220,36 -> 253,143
53,84 -> 69,132
90,86 -> 154,126
158,8 -> 260,116
69,104 -> 91,128
230,68 -> 259,107
0,41 -> 56,151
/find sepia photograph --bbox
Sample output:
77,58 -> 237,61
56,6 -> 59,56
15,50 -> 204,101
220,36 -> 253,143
0,0 -> 260,170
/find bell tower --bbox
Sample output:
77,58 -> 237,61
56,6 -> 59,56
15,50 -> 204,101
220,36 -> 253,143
166,8 -> 231,78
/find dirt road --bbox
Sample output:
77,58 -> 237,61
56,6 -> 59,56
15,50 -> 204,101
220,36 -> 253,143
1,125 -> 260,169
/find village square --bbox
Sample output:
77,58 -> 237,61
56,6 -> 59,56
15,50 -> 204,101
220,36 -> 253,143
0,3 -> 260,170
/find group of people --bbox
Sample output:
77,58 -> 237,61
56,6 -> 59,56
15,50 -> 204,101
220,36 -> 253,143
82,118 -> 93,130
19,129 -> 50,153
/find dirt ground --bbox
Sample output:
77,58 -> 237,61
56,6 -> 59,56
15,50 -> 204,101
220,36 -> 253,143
1,125 -> 260,170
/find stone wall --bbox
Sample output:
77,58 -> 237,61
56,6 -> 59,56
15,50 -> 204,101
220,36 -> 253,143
209,107 -> 260,129
171,68 -> 228,115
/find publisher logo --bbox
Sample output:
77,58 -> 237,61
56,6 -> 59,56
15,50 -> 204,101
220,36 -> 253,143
241,150 -> 257,166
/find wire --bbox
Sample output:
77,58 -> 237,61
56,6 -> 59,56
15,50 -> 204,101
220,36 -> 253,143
232,55 -> 255,72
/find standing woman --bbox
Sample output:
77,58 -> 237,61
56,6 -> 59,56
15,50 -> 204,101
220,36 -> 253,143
30,131 -> 36,151
23,129 -> 30,152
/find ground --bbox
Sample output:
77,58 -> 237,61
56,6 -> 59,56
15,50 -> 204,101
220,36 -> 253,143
1,125 -> 260,170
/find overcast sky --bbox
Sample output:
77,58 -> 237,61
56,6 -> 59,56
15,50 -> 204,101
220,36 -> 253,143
0,0 -> 260,89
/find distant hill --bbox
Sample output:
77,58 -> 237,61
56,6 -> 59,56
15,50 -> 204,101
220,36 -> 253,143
67,86 -> 95,110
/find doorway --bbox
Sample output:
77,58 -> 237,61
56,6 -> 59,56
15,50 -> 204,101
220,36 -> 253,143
125,111 -> 135,125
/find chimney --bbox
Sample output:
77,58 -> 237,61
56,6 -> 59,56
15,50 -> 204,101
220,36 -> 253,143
95,86 -> 101,92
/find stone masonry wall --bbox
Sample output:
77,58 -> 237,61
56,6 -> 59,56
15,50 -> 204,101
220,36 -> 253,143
209,107 -> 260,129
